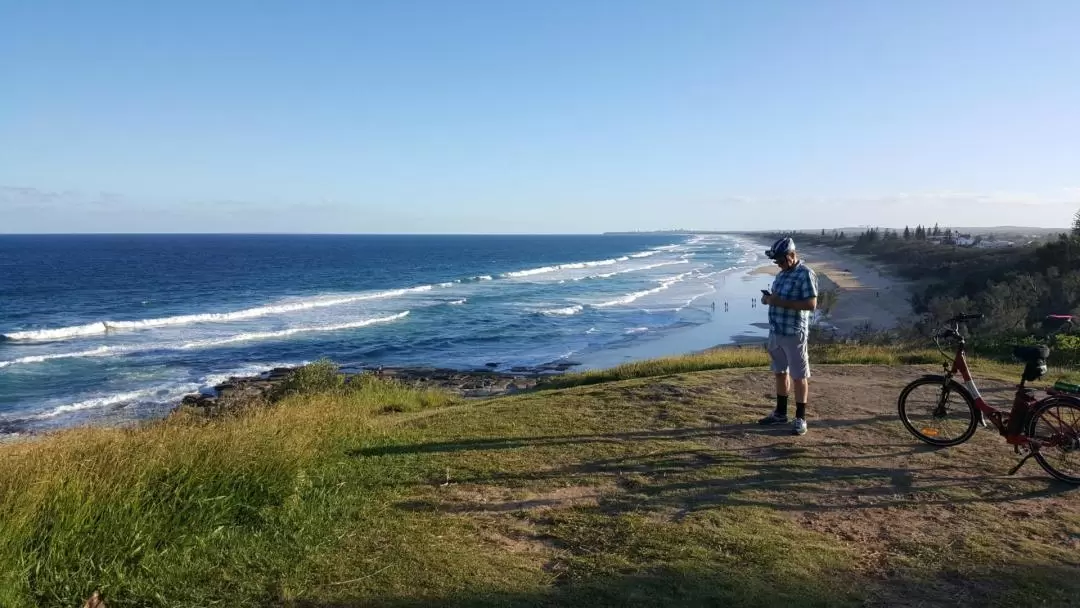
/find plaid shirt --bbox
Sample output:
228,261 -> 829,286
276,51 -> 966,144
769,261 -> 818,336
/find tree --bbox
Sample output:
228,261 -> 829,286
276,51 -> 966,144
1072,208 -> 1080,237
903,226 -> 912,240
821,228 -> 826,237
932,223 -> 941,237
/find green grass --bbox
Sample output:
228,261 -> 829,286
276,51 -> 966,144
540,344 -> 943,390
542,343 -> 1080,390
1,355 -> 1077,607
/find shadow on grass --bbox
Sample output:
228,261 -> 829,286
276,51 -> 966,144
292,564 -> 858,608
348,413 -> 907,459
372,430 -> 1075,517
290,562 -> 1080,608
398,444 -> 1073,516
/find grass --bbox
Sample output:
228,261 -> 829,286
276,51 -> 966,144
542,343 -> 1080,390
1,355 -> 1078,607
541,344 -> 944,390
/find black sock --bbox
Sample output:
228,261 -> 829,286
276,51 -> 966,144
796,403 -> 806,420
776,395 -> 789,417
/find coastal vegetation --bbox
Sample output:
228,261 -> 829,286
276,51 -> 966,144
3,354 -> 1079,607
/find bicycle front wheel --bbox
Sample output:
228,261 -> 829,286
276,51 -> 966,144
898,376 -> 979,447
1027,397 -> 1080,484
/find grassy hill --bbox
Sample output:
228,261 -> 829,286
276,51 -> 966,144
2,351 -> 1078,607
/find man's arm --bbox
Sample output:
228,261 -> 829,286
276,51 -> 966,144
769,296 -> 817,311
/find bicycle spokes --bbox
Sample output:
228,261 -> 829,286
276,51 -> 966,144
1030,401 -> 1080,483
904,382 -> 974,444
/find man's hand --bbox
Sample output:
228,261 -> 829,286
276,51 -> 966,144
761,293 -> 772,306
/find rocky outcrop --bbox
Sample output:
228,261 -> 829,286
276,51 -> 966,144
177,362 -> 578,415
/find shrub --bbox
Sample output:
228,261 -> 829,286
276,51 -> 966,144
276,359 -> 345,397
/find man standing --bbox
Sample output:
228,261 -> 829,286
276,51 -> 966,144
758,237 -> 818,435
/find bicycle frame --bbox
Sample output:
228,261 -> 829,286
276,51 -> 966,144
944,341 -> 1035,446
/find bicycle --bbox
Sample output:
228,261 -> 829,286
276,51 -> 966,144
897,313 -> 1080,483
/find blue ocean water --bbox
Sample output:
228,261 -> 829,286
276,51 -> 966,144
0,234 -> 763,432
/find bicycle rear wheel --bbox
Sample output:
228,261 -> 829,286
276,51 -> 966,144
898,376 -> 979,446
1027,397 -> 1080,484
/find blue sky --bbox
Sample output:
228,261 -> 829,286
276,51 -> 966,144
2,0 -> 1078,233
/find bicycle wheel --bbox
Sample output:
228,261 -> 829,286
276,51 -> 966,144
1027,397 -> 1080,484
898,376 -> 979,446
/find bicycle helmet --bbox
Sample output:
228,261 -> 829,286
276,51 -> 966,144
766,237 -> 796,260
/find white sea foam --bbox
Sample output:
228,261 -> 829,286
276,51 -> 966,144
625,327 -> 650,334
539,305 -> 584,316
575,259 -> 689,281
199,362 -> 296,390
0,314 -> 410,368
179,312 -> 409,350
502,254 -> 651,279
595,271 -> 694,308
447,299 -> 467,306
35,389 -> 160,419
2,322 -> 110,342
3,287 -> 431,342
0,345 -> 121,369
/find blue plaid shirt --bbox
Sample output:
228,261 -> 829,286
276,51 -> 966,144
769,261 -> 818,336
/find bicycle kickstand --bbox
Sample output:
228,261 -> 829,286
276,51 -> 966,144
1007,453 -> 1036,476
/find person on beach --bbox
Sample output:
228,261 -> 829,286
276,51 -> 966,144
758,237 -> 818,436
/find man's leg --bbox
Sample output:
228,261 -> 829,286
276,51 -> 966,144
793,377 -> 809,419
789,336 -> 811,435
760,334 -> 791,424
775,372 -> 791,417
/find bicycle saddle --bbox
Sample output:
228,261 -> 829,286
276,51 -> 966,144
1013,345 -> 1050,362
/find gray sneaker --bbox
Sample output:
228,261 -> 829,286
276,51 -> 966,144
758,411 -> 789,425
793,418 -> 807,436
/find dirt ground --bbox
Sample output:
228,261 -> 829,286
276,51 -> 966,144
414,364 -> 1080,606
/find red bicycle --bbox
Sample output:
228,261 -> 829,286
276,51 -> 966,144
898,313 -> 1080,483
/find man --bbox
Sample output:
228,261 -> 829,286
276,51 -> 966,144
758,237 -> 818,435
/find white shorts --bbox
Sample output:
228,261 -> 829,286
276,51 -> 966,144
768,331 -> 810,379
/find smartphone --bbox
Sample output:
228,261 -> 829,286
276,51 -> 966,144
761,289 -> 771,296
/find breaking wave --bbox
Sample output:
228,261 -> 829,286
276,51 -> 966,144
3,287 -> 431,342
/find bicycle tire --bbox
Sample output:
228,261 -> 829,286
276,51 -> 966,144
898,375 -> 979,447
1026,396 -> 1080,484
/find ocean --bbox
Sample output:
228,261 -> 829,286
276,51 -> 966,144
0,233 -> 766,433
